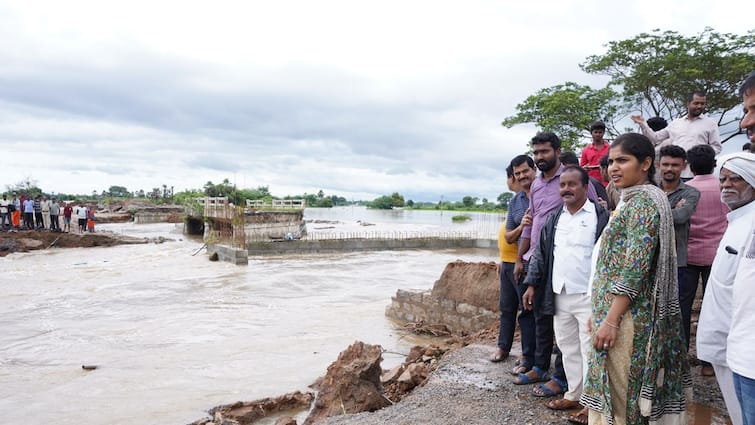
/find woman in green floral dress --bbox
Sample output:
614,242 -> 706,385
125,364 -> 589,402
580,133 -> 691,425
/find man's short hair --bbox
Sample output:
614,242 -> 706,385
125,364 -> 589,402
531,132 -> 561,151
510,154 -> 535,169
590,121 -> 606,131
687,144 -> 716,175
647,116 -> 668,131
506,164 -> 514,178
744,143 -> 752,151
562,164 -> 589,186
599,154 -> 609,169
738,71 -> 755,98
659,145 -> 687,161
687,91 -> 707,102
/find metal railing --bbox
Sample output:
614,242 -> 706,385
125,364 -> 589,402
246,230 -> 493,243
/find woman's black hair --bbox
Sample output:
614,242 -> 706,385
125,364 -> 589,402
611,133 -> 656,185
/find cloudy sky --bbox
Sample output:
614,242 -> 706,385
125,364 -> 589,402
0,0 -> 750,202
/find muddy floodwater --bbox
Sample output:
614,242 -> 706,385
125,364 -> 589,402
0,215 -> 497,425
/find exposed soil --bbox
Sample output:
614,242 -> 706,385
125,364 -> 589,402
0,229 -> 148,257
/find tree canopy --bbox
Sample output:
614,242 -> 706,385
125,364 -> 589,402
503,28 -> 755,146
502,82 -> 620,152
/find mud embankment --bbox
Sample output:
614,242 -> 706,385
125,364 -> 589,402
0,230 -> 148,257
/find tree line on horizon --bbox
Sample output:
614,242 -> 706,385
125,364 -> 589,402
4,177 -> 514,211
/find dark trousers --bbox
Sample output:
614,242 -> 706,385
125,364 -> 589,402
497,262 -> 536,366
682,264 -> 712,367
34,212 -> 43,228
534,308 -> 555,371
24,212 -> 34,229
50,215 -> 60,231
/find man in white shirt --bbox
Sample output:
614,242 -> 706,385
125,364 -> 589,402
723,71 -> 755,425
522,165 -> 609,420
76,204 -> 88,233
631,91 -> 722,179
697,151 -> 755,425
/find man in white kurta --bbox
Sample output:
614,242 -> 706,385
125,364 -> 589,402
697,152 -> 755,425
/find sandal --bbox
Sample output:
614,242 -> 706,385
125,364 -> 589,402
545,397 -> 580,410
567,408 -> 589,425
513,366 -> 548,385
532,377 -> 567,397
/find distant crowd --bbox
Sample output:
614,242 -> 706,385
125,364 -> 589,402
492,72 -> 755,425
0,195 -> 96,233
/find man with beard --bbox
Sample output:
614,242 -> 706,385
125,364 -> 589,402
658,145 -> 700,303
513,132 -> 597,398
721,71 -> 755,425
696,150 -> 755,424
631,91 -> 722,179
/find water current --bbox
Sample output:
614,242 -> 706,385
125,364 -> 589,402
0,207 -> 501,424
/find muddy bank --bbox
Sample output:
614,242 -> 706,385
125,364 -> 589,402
0,230 -> 149,257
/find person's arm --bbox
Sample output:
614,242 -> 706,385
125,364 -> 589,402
671,187 -> 700,225
708,120 -> 722,154
522,217 -> 551,310
504,207 -> 531,244
631,115 -> 670,145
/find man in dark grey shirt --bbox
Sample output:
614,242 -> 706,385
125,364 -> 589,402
659,145 -> 700,284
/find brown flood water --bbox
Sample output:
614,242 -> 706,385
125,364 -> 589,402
0,222 -> 496,424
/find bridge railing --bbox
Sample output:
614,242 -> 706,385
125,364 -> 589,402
246,199 -> 306,210
245,230 -> 493,242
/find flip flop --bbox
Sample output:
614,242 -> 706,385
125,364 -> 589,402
513,366 -> 548,385
532,377 -> 567,397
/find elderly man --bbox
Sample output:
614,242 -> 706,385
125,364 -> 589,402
697,150 -> 755,425
632,91 -> 722,179
725,71 -> 755,425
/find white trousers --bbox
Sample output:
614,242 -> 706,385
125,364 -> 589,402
713,363 -> 743,425
554,291 -> 592,402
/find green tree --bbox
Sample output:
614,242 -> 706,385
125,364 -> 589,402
6,178 -> 43,198
367,195 -> 394,209
502,82 -> 621,152
462,196 -> 478,208
107,185 -> 130,197
390,192 -> 405,207
581,28 -> 755,141
497,192 -> 513,209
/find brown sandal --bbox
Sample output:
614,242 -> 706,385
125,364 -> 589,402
545,398 -> 580,410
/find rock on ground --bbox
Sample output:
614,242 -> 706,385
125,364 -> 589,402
304,341 -> 391,424
189,391 -> 314,425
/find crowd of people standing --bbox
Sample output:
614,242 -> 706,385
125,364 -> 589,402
0,195 -> 95,234
493,72 -> 755,425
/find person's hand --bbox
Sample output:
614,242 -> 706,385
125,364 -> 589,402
592,320 -> 619,351
514,260 -> 524,283
675,198 -> 686,209
521,209 -> 532,227
522,286 -> 535,311
630,115 -> 644,124
598,197 -> 608,210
